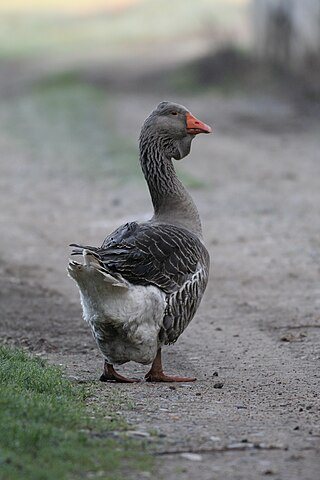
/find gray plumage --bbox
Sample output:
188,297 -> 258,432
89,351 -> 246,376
68,101 -> 211,378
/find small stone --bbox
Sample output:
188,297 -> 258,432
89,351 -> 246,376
68,375 -> 87,384
180,453 -> 203,461
280,333 -> 294,342
228,442 -> 252,450
212,371 -> 219,377
293,426 -> 300,431
127,430 -> 150,438
213,382 -> 224,389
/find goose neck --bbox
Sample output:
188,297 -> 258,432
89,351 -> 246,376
139,141 -> 202,236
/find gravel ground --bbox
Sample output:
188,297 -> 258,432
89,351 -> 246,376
1,62 -> 320,479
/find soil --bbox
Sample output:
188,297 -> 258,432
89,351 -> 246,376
1,57 -> 320,480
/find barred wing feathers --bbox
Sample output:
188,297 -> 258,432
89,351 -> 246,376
71,221 -> 209,343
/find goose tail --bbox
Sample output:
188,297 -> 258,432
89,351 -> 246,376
67,248 -> 129,289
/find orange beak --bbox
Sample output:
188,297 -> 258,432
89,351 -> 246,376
186,112 -> 212,135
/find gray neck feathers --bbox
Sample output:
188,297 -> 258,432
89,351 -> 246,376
139,132 -> 202,237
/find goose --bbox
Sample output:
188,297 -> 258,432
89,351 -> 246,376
68,101 -> 211,382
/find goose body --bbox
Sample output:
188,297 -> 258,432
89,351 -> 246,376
68,102 -> 211,382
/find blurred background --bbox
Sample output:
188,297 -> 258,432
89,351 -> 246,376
0,0 -> 319,295
1,5 -> 320,480
0,0 -> 319,190
1,0 -> 320,97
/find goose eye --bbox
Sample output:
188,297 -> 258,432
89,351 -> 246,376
171,111 -> 178,116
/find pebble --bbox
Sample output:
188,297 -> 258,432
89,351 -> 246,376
228,442 -> 254,449
68,375 -> 87,383
213,382 -> 224,389
127,430 -> 150,438
180,453 -> 203,461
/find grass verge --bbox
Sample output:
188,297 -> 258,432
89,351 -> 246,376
0,345 -> 152,480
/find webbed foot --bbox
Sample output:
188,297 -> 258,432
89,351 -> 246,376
145,372 -> 196,382
100,362 -> 140,383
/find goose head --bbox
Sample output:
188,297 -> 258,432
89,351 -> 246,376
140,101 -> 212,161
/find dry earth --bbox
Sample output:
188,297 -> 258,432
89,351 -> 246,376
1,62 -> 320,480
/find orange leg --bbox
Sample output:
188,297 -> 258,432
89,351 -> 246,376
100,361 -> 140,383
145,348 -> 196,382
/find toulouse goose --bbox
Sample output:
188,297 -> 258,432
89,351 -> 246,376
68,101 -> 211,382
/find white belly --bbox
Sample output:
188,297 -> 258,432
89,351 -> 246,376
68,260 -> 166,365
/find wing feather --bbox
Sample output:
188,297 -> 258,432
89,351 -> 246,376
70,221 -> 210,343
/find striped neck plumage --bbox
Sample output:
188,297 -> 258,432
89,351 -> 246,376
139,135 -> 202,237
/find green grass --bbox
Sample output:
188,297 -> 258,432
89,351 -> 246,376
0,345 -> 152,480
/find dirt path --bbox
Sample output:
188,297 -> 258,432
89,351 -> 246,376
1,65 -> 320,479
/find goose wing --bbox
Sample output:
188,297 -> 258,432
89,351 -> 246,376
70,221 -> 209,342
71,221 -> 207,292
